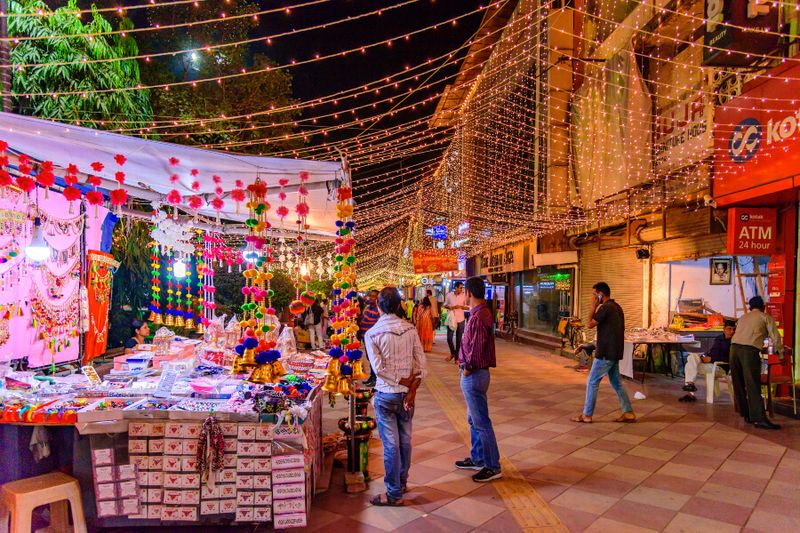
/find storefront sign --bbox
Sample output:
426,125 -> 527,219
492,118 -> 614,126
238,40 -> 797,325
765,302 -> 783,326
703,0 -> 779,66
714,59 -> 800,204
767,255 -> 785,303
412,250 -> 458,274
654,91 -> 713,174
726,207 -> 777,255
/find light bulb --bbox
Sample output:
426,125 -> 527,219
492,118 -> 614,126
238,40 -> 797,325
174,259 -> 187,279
299,263 -> 309,276
25,217 -> 50,263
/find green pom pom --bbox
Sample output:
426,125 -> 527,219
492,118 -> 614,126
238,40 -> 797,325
341,282 -> 350,289
255,312 -> 263,319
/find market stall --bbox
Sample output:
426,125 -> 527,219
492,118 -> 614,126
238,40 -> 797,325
0,112 -> 362,529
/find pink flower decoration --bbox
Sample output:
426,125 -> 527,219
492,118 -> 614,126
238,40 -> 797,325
212,175 -> 222,184
191,181 -> 200,191
187,195 -> 204,210
299,171 -> 309,182
231,189 -> 246,202
169,157 -> 180,166
87,175 -> 102,187
169,173 -> 179,184
190,168 -> 199,177
210,197 -> 224,211
295,203 -> 309,217
279,178 -> 289,187
279,192 -> 287,201
298,185 -> 308,196
214,186 -> 223,196
15,175 -> 35,193
235,179 -> 244,188
166,189 -> 182,205
276,205 -> 289,218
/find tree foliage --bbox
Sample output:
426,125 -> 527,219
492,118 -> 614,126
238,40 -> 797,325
9,0 -> 153,129
140,0 -> 302,154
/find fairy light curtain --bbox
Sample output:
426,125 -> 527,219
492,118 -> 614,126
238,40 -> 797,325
0,189 -> 108,367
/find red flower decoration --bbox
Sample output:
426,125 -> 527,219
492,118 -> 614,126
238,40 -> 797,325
210,197 -> 224,211
0,140 -> 7,152
114,171 -> 126,184
63,186 -> 81,201
87,175 -> 102,187
90,161 -> 104,173
337,187 -> 353,201
279,192 -> 287,201
295,203 -> 310,217
15,176 -> 35,193
0,155 -> 7,166
41,161 -> 54,172
247,181 -> 267,196
230,189 -> 246,202
114,154 -> 127,166
18,154 -> 30,166
0,169 -> 12,187
191,181 -> 200,191
85,190 -> 104,206
298,185 -> 308,196
279,178 -> 289,187
212,175 -> 222,184
214,186 -> 223,196
18,164 -> 31,175
276,205 -> 289,218
169,157 -> 180,166
166,189 -> 182,205
110,188 -> 128,206
65,174 -> 78,186
67,163 -> 78,174
235,179 -> 244,188
299,171 -> 309,182
190,169 -> 199,177
187,195 -> 204,210
169,173 -> 179,184
36,170 -> 55,188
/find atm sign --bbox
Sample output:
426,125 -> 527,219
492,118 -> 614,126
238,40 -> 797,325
727,207 -> 777,255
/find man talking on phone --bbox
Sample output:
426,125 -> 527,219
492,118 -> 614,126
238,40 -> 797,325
365,287 -> 427,506
572,282 -> 635,424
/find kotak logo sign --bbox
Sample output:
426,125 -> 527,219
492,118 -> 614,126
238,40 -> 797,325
728,110 -> 800,163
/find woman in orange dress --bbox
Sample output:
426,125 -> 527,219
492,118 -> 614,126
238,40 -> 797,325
415,297 -> 434,352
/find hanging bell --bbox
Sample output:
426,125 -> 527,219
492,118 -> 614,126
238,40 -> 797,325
164,314 -> 175,327
351,360 -> 369,381
148,310 -> 157,322
322,374 -> 339,393
195,322 -> 205,335
327,357 -> 341,376
153,313 -> 163,325
336,378 -> 353,397
247,364 -> 275,384
231,355 -> 248,375
184,318 -> 195,330
271,359 -> 287,378
175,315 -> 185,328
239,348 -> 256,368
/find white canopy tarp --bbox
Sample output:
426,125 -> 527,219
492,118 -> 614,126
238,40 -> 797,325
0,112 -> 344,237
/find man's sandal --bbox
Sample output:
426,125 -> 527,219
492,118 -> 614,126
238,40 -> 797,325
571,414 -> 592,424
370,494 -> 404,507
614,413 -> 636,423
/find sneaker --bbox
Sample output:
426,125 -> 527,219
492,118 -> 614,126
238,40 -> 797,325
682,383 -> 697,392
455,458 -> 483,470
678,393 -> 696,403
472,467 -> 502,482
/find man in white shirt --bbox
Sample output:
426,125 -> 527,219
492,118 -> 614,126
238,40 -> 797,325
365,287 -> 427,506
444,281 -> 468,361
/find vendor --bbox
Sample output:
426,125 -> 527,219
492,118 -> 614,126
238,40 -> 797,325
124,319 -> 150,353
680,320 -> 735,403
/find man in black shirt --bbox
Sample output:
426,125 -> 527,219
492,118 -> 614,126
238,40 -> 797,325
572,282 -> 635,424
680,321 -> 735,402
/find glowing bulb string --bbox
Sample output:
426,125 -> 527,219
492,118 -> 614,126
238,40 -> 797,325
4,0 -> 212,19
4,1 -> 498,98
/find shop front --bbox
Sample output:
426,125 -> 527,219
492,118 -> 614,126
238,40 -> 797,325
713,58 -> 800,395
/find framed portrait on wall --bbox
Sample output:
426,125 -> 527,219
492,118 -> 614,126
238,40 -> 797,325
710,258 -> 733,285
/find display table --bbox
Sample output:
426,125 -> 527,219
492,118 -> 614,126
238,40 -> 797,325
622,332 -> 698,381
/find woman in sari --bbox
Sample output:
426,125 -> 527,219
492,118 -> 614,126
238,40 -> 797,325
415,296 -> 434,352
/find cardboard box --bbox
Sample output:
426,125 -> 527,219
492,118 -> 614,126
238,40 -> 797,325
182,423 -> 202,439
271,454 -> 303,470
150,422 -> 166,436
95,466 -> 115,484
96,499 -> 119,518
148,471 -> 163,486
116,464 -> 137,481
235,507 -> 254,522
219,499 -> 236,514
129,455 -> 148,470
163,490 -> 182,506
236,491 -> 255,506
200,500 -> 219,515
223,455 -> 237,468
236,458 -> 255,473
272,468 -> 304,485
220,469 -> 237,483
147,504 -> 163,519
137,470 -> 149,487
256,424 -> 274,441
272,482 -> 304,500
181,456 -> 198,472
165,422 -> 183,438
182,440 -> 198,455
219,484 -> 237,499
238,424 -> 257,440
128,439 -> 147,454
236,475 -> 254,490
182,489 -> 200,505
274,512 -> 307,529
201,484 -> 220,499
176,506 -> 198,522
253,442 -> 272,457
163,474 -> 182,489
254,458 -> 272,473
253,475 -> 272,490
164,439 -> 183,455
254,490 -> 272,506
219,422 -> 238,436
273,497 -> 305,515
92,448 -> 114,466
148,439 -> 165,454
149,455 -> 164,471
146,488 -> 163,504
160,506 -> 179,521
128,422 -> 150,437
253,506 -> 272,522
237,441 -> 255,456
223,438 -> 237,453
182,473 -> 201,488
118,480 -> 138,499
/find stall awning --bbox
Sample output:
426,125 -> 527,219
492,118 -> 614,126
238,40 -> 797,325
0,112 -> 344,237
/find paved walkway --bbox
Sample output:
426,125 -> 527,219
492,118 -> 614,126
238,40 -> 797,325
308,335 -> 800,533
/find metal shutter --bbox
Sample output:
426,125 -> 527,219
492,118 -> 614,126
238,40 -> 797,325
651,234 -> 728,263
579,244 -> 645,329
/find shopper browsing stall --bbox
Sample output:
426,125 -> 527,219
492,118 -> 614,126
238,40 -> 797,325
364,287 -> 426,507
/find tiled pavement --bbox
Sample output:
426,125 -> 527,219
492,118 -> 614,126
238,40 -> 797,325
308,334 -> 800,533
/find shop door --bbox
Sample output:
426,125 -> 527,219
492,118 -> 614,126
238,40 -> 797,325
579,245 -> 645,328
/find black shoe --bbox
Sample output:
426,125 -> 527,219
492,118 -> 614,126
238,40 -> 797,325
455,458 -> 483,470
682,383 -> 697,392
753,420 -> 781,430
678,394 -> 696,403
472,467 -> 502,482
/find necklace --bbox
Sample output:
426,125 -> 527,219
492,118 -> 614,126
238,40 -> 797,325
38,261 -> 80,299
30,282 -> 79,354
0,304 -> 17,348
89,253 -> 120,304
39,212 -> 85,238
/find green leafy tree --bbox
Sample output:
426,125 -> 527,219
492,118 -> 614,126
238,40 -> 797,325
140,0 -> 302,154
9,0 -> 153,129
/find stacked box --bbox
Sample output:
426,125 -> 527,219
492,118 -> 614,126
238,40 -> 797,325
128,421 -> 165,519
91,445 -> 142,518
271,452 -> 306,529
235,423 -> 272,522
160,422 -> 202,521
199,421 -> 238,516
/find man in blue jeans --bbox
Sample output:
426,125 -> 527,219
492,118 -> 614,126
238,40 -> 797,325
364,287 -> 427,506
572,282 -> 636,424
455,277 -> 502,482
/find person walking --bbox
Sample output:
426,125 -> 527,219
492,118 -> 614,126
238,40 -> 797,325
571,282 -> 636,424
444,281 -> 468,361
455,277 -> 502,482
365,287 -> 426,506
359,290 -> 382,387
427,289 -> 440,333
730,296 -> 783,430
414,297 -> 434,352
306,298 -> 325,349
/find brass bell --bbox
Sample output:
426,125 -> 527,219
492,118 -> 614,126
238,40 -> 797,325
327,357 -> 341,376
351,360 -> 369,381
175,315 -> 185,327
148,310 -> 157,322
322,374 -> 339,393
248,364 -> 274,384
231,355 -> 248,375
271,359 -> 287,378
242,348 -> 257,367
184,318 -> 195,330
337,378 -> 353,396
153,313 -> 163,325
164,314 -> 175,326
195,322 -> 205,334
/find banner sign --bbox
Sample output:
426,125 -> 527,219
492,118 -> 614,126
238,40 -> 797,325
726,207 -> 777,255
713,59 -> 800,202
767,255 -> 785,303
412,250 -> 458,274
703,0 -> 779,66
654,91 -> 713,174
